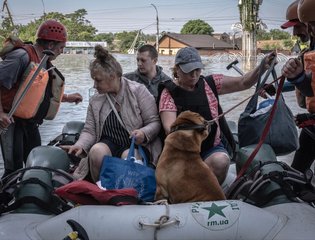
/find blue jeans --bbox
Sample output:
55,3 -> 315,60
201,142 -> 229,160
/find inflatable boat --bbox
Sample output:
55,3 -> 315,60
0,121 -> 315,240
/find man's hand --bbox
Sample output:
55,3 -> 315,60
259,83 -> 276,98
281,58 -> 304,80
63,93 -> 83,104
0,111 -> 13,129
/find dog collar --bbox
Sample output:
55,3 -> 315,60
170,123 -> 208,134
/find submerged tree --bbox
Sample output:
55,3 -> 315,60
2,9 -> 97,43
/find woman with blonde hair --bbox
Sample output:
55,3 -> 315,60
64,45 -> 162,182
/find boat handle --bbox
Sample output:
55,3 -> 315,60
138,215 -> 180,229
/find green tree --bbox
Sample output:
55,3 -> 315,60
180,19 -> 214,35
0,17 -> 20,40
257,28 -> 291,41
0,8 -> 153,52
18,20 -> 42,43
18,12 -> 67,43
257,29 -> 271,41
94,33 -> 115,49
115,31 -> 139,53
269,29 -> 291,40
64,9 -> 97,41
3,9 -> 97,43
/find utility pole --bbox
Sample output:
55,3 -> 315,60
151,4 -> 159,54
2,0 -> 15,29
238,0 -> 263,70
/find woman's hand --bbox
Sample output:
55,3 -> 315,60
263,51 -> 278,71
130,129 -> 146,145
59,144 -> 84,157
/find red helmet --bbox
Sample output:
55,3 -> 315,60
36,19 -> 67,42
298,0 -> 315,23
281,0 -> 299,29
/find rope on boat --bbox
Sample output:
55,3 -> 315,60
138,199 -> 180,240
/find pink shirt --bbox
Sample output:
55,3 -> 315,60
159,74 -> 223,147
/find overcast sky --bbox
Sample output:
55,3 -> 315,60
2,0 -> 292,35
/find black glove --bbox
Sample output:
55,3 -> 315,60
295,113 -> 315,128
263,84 -> 276,96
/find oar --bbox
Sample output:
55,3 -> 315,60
0,50 -> 55,135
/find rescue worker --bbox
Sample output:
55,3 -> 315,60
281,0 -> 310,108
281,0 -> 315,173
0,19 -> 83,178
281,0 -> 310,45
260,1 -> 305,98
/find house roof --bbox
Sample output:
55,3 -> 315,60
161,33 -> 234,49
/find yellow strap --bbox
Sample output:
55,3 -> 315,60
67,231 -> 78,240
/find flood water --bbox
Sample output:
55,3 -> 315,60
0,53 -> 306,176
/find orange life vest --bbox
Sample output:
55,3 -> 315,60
1,45 -> 49,119
1,44 -> 64,120
303,51 -> 315,113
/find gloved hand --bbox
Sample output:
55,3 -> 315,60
295,113 -> 315,128
259,84 -> 276,99
264,83 -> 276,96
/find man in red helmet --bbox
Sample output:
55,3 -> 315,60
281,0 -> 309,45
281,0 -> 311,107
0,19 -> 83,178
282,0 -> 315,174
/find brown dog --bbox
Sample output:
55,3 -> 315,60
155,110 -> 226,203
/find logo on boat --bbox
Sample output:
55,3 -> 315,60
191,201 -> 240,230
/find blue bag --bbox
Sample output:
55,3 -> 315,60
100,137 -> 156,202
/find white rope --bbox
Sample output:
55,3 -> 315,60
138,199 -> 180,240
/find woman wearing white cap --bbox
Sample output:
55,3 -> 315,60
158,47 -> 276,184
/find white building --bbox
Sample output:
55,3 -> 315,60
64,41 -> 107,54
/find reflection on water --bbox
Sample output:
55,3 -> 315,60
0,53 -> 307,175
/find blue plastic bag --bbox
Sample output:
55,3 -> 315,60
258,99 -> 275,109
100,137 -> 156,202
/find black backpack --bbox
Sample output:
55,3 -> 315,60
156,76 -> 236,161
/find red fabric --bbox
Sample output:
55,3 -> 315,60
299,119 -> 315,128
281,20 -> 298,29
54,180 -> 138,205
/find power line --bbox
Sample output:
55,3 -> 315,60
5,0 -> 289,34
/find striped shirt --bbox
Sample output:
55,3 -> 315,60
102,111 -> 130,147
